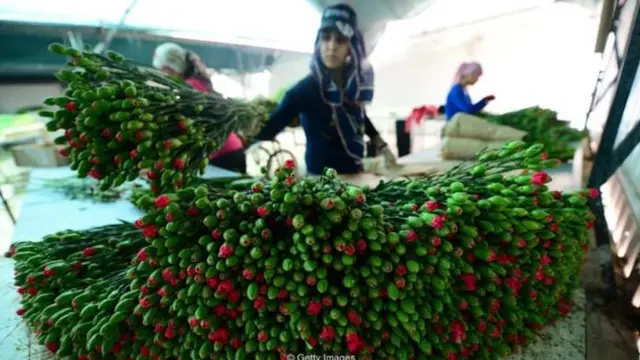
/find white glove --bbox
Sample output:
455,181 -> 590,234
381,146 -> 398,168
371,135 -> 397,168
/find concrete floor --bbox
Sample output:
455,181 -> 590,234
0,150 -> 26,254
582,250 -> 639,360
0,134 -> 629,360
0,149 -> 41,359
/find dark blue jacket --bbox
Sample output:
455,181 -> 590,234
445,83 -> 489,121
256,75 -> 379,175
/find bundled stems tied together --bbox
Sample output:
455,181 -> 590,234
479,107 -> 587,162
8,223 -> 146,356
10,140 -> 599,360
40,43 -> 275,195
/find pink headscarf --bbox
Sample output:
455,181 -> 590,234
453,62 -> 483,84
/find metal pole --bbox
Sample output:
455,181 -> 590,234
67,31 -> 84,50
234,50 -> 249,98
587,0 -> 640,303
0,187 -> 16,225
588,3 -> 640,191
595,0 -> 617,52
93,0 -> 140,54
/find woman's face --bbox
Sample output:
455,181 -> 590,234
464,72 -> 481,86
320,31 -> 350,69
189,53 -> 208,74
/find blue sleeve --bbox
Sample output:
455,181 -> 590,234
255,87 -> 302,141
363,111 -> 380,139
448,85 -> 488,115
471,98 -> 489,113
447,85 -> 473,113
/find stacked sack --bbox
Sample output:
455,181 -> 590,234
441,114 -> 526,160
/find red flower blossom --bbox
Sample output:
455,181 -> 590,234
345,244 -> 356,256
531,171 -> 550,185
460,273 -> 477,291
395,265 -> 407,276
155,195 -> 170,208
253,296 -> 267,310
307,301 -> 322,316
284,159 -> 296,170
431,215 -> 446,229
142,225 -> 158,238
347,311 -> 362,326
356,239 -> 367,252
425,200 -> 439,211
320,325 -> 335,341
346,333 -> 365,353
540,255 -> 552,266
256,207 -> 269,217
217,280 -> 233,294
257,331 -> 269,342
218,244 -> 233,259
136,248 -> 148,261
405,230 -> 418,242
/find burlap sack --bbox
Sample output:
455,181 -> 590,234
374,164 -> 439,177
442,113 -> 526,141
441,137 -> 509,160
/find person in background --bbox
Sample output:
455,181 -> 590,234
152,43 -> 247,173
444,62 -> 495,121
248,4 -> 395,175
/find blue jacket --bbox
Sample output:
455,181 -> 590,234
445,83 -> 489,121
256,75 -> 380,175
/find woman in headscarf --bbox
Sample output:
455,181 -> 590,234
444,61 -> 495,121
152,43 -> 247,173
249,4 -> 395,175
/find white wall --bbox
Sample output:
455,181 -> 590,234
368,2 -> 601,126
267,52 -> 311,95
0,83 -> 63,113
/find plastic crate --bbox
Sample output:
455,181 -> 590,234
10,143 -> 69,167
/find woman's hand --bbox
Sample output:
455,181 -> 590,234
372,136 -> 397,167
381,146 -> 397,167
188,52 -> 211,77
483,95 -> 496,102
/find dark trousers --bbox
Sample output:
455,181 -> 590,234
396,120 -> 411,157
209,149 -> 247,174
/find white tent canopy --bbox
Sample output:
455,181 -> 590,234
0,0 -> 321,52
370,0 -> 555,64
0,0 -> 555,54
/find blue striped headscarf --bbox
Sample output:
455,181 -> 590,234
310,15 -> 375,164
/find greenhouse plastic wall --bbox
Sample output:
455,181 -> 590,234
586,0 -> 640,302
611,49 -> 640,306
